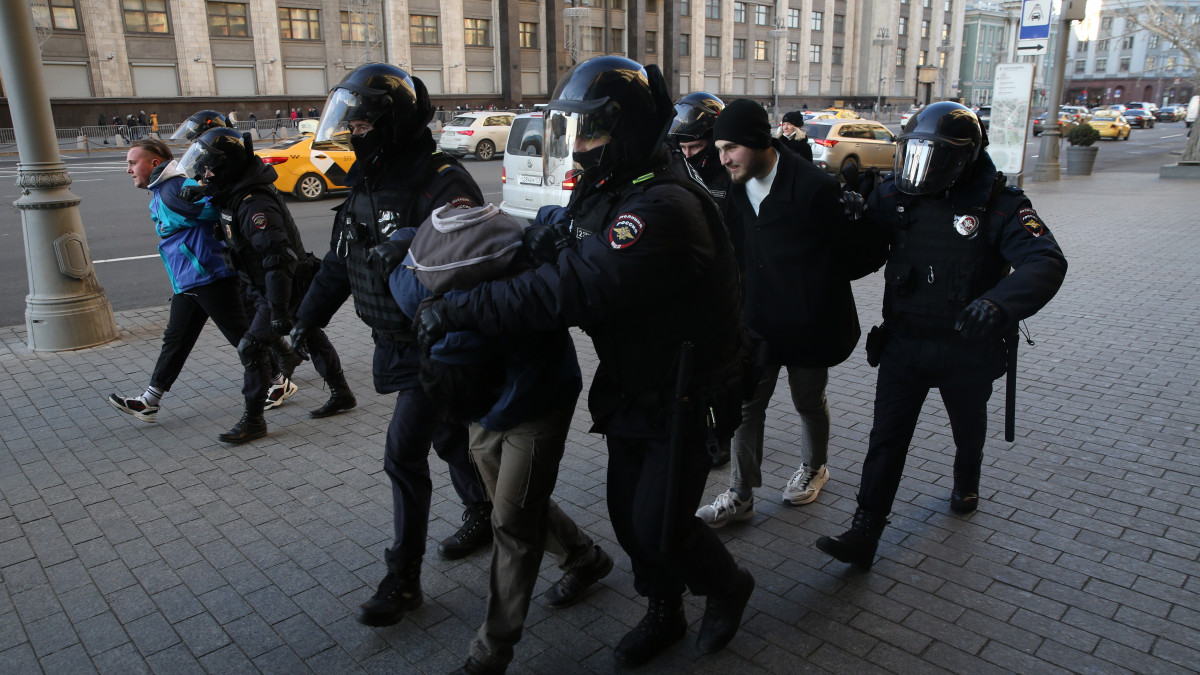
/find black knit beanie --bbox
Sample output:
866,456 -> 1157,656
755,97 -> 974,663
713,99 -> 772,150
782,110 -> 805,127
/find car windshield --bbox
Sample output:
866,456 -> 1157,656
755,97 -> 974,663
448,116 -> 476,127
266,137 -> 307,150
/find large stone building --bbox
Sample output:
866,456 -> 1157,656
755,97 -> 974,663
4,0 -> 971,125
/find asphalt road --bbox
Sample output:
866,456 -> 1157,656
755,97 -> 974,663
0,122 -> 1188,327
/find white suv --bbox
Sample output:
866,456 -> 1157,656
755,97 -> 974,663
500,112 -> 579,222
437,112 -> 515,160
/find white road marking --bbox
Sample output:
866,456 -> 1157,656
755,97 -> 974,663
94,254 -> 159,264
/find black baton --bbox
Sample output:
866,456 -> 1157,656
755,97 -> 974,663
1005,331 -> 1018,442
660,342 -> 695,554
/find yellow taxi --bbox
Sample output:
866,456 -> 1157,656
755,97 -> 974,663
1087,111 -> 1131,140
823,108 -> 862,119
254,131 -> 355,200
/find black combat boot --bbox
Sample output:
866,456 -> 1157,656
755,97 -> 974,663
696,566 -> 755,654
448,656 -> 506,675
951,468 -> 981,513
356,548 -> 422,627
815,507 -> 889,569
269,338 -> 305,380
613,595 -> 688,667
309,371 -> 357,419
218,397 -> 267,444
438,502 -> 493,560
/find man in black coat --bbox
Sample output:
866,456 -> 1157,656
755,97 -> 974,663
696,99 -> 871,528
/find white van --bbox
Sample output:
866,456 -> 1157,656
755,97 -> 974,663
1186,95 -> 1200,128
499,111 -> 578,222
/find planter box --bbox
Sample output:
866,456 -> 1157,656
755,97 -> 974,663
1066,145 -> 1099,175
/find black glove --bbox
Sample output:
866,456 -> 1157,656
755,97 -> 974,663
270,307 -> 292,337
365,239 -> 412,276
842,190 -> 867,221
955,299 -> 1006,339
178,184 -> 209,203
522,222 -> 571,266
290,323 -> 313,360
236,335 -> 263,367
416,299 -> 452,356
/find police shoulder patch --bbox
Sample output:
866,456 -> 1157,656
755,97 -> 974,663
1017,207 -> 1045,237
251,212 -> 268,229
448,195 -> 475,210
608,213 -> 645,250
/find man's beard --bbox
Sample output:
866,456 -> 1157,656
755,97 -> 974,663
728,151 -> 771,185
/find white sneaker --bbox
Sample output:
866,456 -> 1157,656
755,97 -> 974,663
782,464 -> 830,506
107,393 -> 159,423
264,378 -> 298,410
695,490 -> 754,528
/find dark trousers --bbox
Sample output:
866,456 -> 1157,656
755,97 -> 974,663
384,386 -> 487,559
246,298 -> 341,379
607,423 -> 740,599
857,334 -> 1006,515
149,276 -> 268,400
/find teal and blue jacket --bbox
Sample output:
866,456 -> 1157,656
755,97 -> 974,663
147,160 -> 234,293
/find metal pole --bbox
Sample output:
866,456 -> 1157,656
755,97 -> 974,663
0,0 -> 116,350
873,28 -> 891,115
1033,15 -> 1071,182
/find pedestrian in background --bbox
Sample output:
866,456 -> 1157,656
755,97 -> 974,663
777,110 -> 813,161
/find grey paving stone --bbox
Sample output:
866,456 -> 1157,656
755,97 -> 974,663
25,610 -> 79,657
39,642 -> 98,674
124,611 -> 181,657
76,611 -> 130,656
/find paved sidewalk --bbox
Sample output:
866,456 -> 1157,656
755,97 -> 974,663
1,169 -> 1198,674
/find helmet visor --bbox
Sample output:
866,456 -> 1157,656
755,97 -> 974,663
176,141 -> 219,182
170,118 -> 207,142
893,137 -> 971,195
668,103 -> 712,141
313,87 -> 390,148
543,109 -> 613,173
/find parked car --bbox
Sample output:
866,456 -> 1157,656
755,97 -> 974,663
806,120 -> 897,175
499,111 -> 578,222
1031,111 -> 1076,137
1060,105 -> 1092,123
976,105 -> 992,131
900,106 -> 923,127
254,132 -> 354,201
1087,111 -> 1131,140
822,108 -> 862,119
1125,101 -> 1158,115
803,110 -> 838,123
1123,109 -> 1156,128
437,112 -> 516,160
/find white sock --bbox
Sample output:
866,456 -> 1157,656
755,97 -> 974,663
143,386 -> 164,406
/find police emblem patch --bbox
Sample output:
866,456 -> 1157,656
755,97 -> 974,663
251,212 -> 267,230
1018,207 -> 1045,237
953,214 -> 980,238
448,196 -> 475,210
609,213 -> 645,250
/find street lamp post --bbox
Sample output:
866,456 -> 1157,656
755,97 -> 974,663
770,19 -> 787,122
873,28 -> 892,114
937,39 -> 953,101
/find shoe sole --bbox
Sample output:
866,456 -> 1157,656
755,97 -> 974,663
218,430 -> 268,444
354,597 -> 422,627
107,396 -> 157,423
782,490 -> 821,506
815,536 -> 876,569
701,510 -> 754,528
264,383 -> 299,411
309,403 -> 356,419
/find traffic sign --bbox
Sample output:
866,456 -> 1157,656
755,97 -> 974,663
1018,0 -> 1051,53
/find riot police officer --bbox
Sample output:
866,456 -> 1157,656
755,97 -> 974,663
667,91 -> 730,206
177,128 -> 352,443
816,102 -> 1068,569
170,109 -> 231,143
418,56 -> 755,669
290,64 -> 491,628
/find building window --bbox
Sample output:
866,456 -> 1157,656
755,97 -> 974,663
1121,36 -> 1134,49
734,2 -> 745,23
811,11 -> 823,31
945,0 -> 952,10
124,0 -> 170,34
755,5 -> 769,25
1145,56 -> 1155,70
1148,35 -> 1159,49
924,0 -> 932,7
1076,39 -> 1088,53
278,6 -> 320,40
833,14 -> 845,34
733,38 -> 746,59
921,19 -> 930,38
809,44 -> 821,63
611,28 -> 624,51
1119,57 -> 1130,71
1098,38 -> 1110,51
898,17 -> 907,35
832,45 -> 843,65
465,17 -> 490,46
1167,56 -> 1177,68
787,42 -> 798,62
207,2 -> 247,37
942,23 -> 950,40
519,21 -> 537,48
33,0 -> 80,30
647,30 -> 657,53
680,0 -> 689,16
410,14 -> 438,45
896,47 -> 905,66
787,8 -> 799,28
1074,59 -> 1086,73
340,11 -> 378,42
1101,16 -> 1112,30
1096,57 -> 1107,71
754,39 -> 767,60
647,0 -> 657,13
705,35 -> 720,58
706,0 -> 720,20
583,26 -> 603,51
611,0 -> 624,9
919,50 -> 928,66
681,33 -> 690,55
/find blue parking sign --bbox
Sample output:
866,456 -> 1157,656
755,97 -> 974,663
1020,0 -> 1051,41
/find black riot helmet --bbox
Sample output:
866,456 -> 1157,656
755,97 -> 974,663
177,127 -> 250,189
315,63 -> 433,157
893,101 -> 987,195
170,110 -> 232,142
668,91 -> 725,143
544,55 -> 673,188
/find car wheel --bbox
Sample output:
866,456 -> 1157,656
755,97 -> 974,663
294,173 -> 327,201
840,156 -> 860,175
475,139 -> 496,161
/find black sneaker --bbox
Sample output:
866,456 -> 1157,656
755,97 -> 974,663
543,545 -> 613,609
696,566 -> 755,654
613,596 -> 687,667
107,393 -> 159,423
438,502 -> 493,560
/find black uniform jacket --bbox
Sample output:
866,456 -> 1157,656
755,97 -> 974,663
727,140 -> 868,367
214,160 -> 299,316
